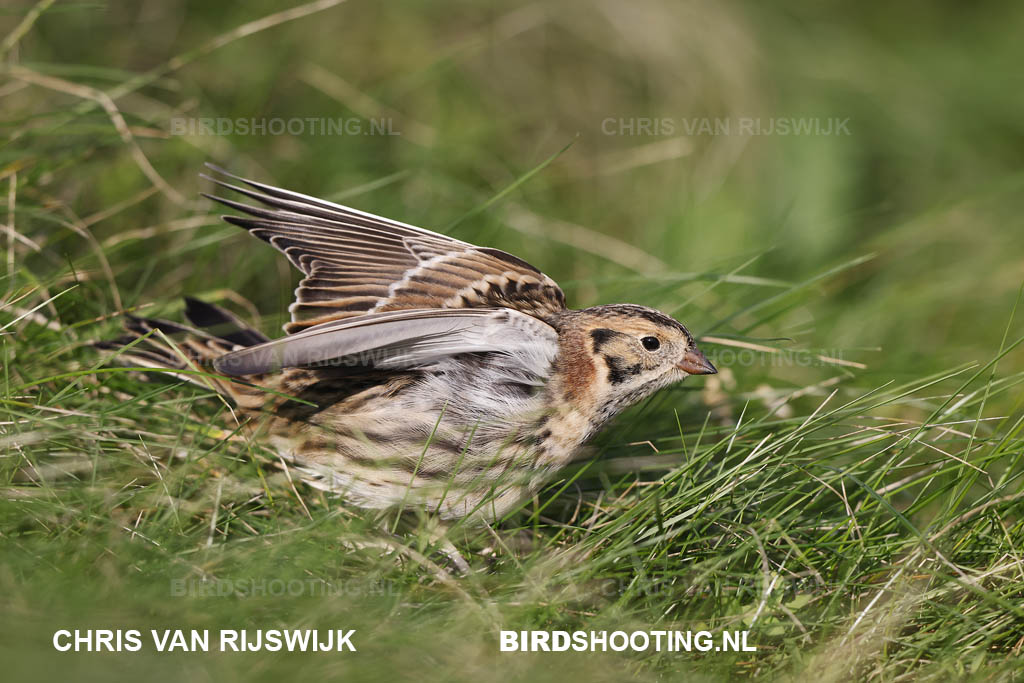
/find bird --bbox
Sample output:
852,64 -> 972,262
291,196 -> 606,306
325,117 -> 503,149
99,166 -> 716,523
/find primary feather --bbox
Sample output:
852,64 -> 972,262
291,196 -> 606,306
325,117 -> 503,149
213,307 -> 558,378
202,165 -> 566,333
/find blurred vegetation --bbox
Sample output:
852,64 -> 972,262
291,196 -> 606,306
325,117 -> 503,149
2,1 -> 1023,681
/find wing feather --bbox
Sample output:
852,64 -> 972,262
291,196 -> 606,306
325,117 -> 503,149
212,308 -> 557,378
203,166 -> 566,333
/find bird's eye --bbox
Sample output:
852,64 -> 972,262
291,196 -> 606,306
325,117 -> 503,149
641,336 -> 661,351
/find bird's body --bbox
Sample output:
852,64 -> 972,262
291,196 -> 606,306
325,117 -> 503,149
237,317 -> 558,520
102,168 -> 715,521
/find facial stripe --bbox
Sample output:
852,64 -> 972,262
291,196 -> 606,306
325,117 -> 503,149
604,354 -> 644,384
589,327 -> 618,353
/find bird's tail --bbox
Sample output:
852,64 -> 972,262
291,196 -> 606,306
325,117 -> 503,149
94,297 -> 271,402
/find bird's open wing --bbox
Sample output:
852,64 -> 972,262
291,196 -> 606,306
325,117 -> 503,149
213,307 -> 558,378
203,166 -> 566,334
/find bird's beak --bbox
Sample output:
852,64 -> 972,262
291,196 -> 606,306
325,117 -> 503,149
677,347 -> 717,375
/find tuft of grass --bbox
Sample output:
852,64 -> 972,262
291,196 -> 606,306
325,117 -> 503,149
3,1 -> 1024,680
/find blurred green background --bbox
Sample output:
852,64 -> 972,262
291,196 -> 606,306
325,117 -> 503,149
3,1 -> 1024,680
8,0 -> 1024,379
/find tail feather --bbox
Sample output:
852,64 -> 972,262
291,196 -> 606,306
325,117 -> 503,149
95,298 -> 267,398
183,296 -> 269,347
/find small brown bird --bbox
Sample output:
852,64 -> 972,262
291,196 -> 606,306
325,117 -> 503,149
101,167 -> 716,522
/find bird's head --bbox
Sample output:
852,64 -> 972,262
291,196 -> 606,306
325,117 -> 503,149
553,304 -> 716,419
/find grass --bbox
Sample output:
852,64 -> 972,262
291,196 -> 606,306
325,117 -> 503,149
2,0 -> 1024,680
